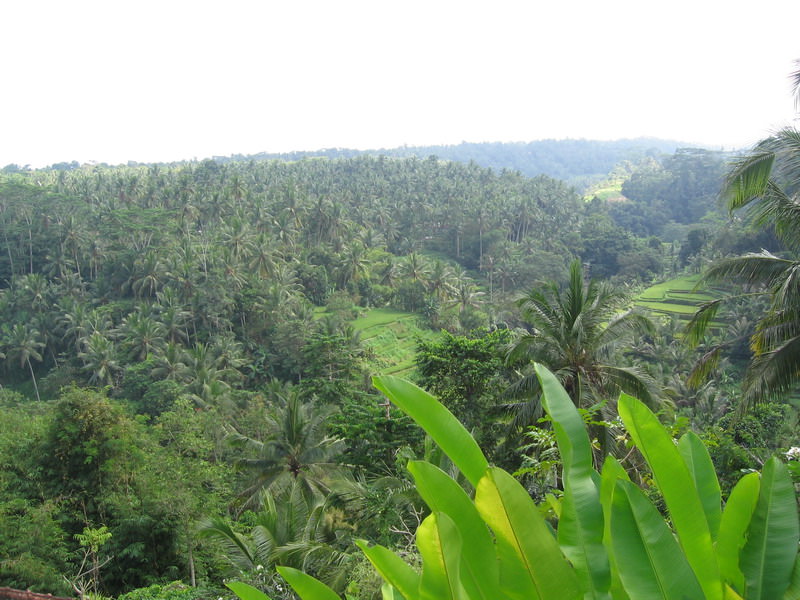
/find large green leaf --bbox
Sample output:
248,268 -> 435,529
782,554 -> 800,600
740,457 -> 799,600
609,479 -> 704,599
618,393 -> 722,600
408,460 -> 498,600
475,467 -> 580,600
373,375 -> 488,487
356,539 -> 420,600
724,585 -> 745,600
677,431 -> 722,539
277,566 -> 340,600
417,512 -> 466,600
716,472 -> 760,593
599,458 -> 631,600
381,583 -> 404,600
227,582 -> 273,600
535,363 -> 610,598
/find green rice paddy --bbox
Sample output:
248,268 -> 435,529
635,275 -> 719,320
352,308 -> 441,376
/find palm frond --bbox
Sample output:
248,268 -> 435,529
684,299 -> 724,347
702,251 -> 792,288
772,261 -> 800,308
503,367 -> 543,400
196,516 -> 257,571
599,364 -> 660,410
687,347 -> 722,389
741,333 -> 800,412
503,397 -> 544,431
769,128 -> 800,186
595,311 -> 654,353
250,525 -> 278,567
517,294 -> 560,334
793,60 -> 800,109
751,309 -> 800,353
724,148 -> 775,210
746,184 -> 800,250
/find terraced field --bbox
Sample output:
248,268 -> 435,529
351,308 -> 441,376
635,275 -> 720,321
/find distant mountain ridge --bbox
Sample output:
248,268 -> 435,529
216,138 -> 689,187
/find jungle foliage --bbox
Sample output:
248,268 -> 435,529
0,137 -> 796,599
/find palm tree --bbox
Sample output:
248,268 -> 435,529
153,290 -> 191,344
220,217 -> 255,262
131,252 -> 168,299
399,252 -> 431,286
248,234 -> 276,280
426,260 -> 457,302
1,323 -> 45,401
16,273 -> 52,315
335,241 -> 370,289
79,332 -> 121,387
184,342 -> 235,405
447,272 -> 485,314
506,260 -> 656,426
198,481 -> 354,593
59,214 -> 87,279
117,310 -> 166,361
228,385 -> 345,510
150,341 -> 189,381
687,62 -> 800,409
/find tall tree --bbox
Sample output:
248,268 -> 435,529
228,386 -> 345,510
506,260 -> 656,426
1,323 -> 45,401
688,64 -> 800,409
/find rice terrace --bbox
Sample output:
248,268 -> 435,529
635,275 -> 721,321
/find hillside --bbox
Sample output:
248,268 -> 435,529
213,138 -> 687,189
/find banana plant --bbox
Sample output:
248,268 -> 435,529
228,365 -> 800,600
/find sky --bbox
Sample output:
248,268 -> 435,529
2,0 -> 799,167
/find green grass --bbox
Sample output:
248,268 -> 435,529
585,178 -> 626,202
352,308 -> 441,376
635,275 -> 721,322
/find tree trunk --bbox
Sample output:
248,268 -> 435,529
27,358 -> 41,402
188,540 -> 196,587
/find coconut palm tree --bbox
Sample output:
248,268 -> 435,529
79,332 -> 121,387
150,341 -> 189,381
131,252 -> 169,299
687,62 -> 800,409
506,260 -> 656,427
335,241 -> 370,289
117,309 -> 166,362
228,385 -> 345,510
426,260 -> 457,302
184,342 -> 238,405
198,481 -> 354,594
399,252 -> 431,286
447,272 -> 485,314
153,290 -> 191,344
1,323 -> 45,401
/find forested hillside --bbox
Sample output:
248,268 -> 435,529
0,145 -> 796,600
214,138 -> 684,188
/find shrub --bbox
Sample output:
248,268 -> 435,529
229,365 -> 800,600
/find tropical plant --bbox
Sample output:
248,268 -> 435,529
200,481 -> 354,594
1,323 -> 45,401
687,62 -> 800,410
506,259 -> 657,426
227,367 -> 800,600
79,332 -> 121,387
228,386 -> 346,510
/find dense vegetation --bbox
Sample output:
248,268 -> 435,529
0,131 -> 797,599
215,138 -> 683,187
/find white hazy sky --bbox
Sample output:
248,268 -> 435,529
3,0 -> 799,167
